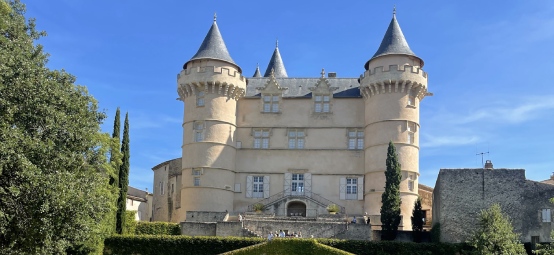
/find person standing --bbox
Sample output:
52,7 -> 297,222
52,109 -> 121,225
267,232 -> 273,241
279,230 -> 285,237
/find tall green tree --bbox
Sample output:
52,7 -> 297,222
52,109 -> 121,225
116,113 -> 130,234
109,108 -> 121,187
380,141 -> 402,240
468,204 -> 526,255
0,1 -> 118,254
411,197 -> 424,242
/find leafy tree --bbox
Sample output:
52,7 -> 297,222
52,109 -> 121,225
411,196 -> 424,242
0,1 -> 118,254
468,204 -> 526,255
116,113 -> 130,234
380,141 -> 402,240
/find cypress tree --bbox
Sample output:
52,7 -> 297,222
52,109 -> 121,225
109,107 -> 121,187
116,113 -> 130,234
411,197 -> 424,242
380,141 -> 402,240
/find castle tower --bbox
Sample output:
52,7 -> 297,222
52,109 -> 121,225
176,15 -> 246,221
359,10 -> 429,229
263,40 -> 288,77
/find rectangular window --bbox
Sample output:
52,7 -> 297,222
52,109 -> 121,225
291,174 -> 304,195
194,121 -> 205,142
194,177 -> 200,187
408,96 -> 415,107
252,176 -> 264,198
288,129 -> 305,149
408,173 -> 416,191
315,95 -> 330,113
196,91 -> 205,107
346,178 -> 357,200
408,122 -> 416,144
263,94 -> 280,113
254,129 -> 270,149
192,169 -> 202,176
348,130 -> 364,150
542,209 -> 551,222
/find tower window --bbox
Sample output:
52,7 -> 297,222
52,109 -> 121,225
194,177 -> 200,187
408,173 -> 416,191
408,96 -> 416,107
196,91 -> 205,107
348,129 -> 364,150
193,121 -> 205,142
407,122 -> 417,144
262,94 -> 280,113
253,129 -> 270,149
314,95 -> 330,113
288,129 -> 305,149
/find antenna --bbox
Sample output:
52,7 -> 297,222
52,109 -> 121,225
476,151 -> 489,167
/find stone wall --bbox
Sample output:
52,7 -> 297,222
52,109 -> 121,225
433,168 -> 554,243
186,211 -> 228,223
180,222 -> 216,236
243,219 -> 371,240
216,222 -> 244,237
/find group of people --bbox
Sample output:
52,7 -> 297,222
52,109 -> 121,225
267,230 -> 302,241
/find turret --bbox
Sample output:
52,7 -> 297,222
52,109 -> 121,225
360,9 -> 429,229
263,40 -> 288,77
176,15 -> 246,221
253,63 -> 262,77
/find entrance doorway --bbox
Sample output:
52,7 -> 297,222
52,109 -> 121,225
287,201 -> 306,217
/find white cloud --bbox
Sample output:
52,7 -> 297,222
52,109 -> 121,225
420,134 -> 480,148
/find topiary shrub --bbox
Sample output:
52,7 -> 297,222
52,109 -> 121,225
135,221 -> 181,235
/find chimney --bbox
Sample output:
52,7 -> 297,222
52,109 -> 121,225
484,160 -> 493,169
328,72 -> 337,78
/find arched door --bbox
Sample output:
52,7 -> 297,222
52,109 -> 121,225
287,201 -> 306,217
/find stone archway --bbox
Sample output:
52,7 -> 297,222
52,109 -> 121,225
287,201 -> 306,217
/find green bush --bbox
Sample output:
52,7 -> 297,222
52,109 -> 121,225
317,239 -> 474,255
135,221 -> 181,235
123,211 -> 138,235
222,238 -> 353,255
430,222 -> 441,243
103,235 -> 264,255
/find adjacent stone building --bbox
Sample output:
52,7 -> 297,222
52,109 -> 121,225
433,162 -> 554,243
126,186 -> 153,221
153,10 -> 431,230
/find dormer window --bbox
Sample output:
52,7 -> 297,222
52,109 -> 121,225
314,94 -> 330,113
263,94 -> 280,113
196,91 -> 205,107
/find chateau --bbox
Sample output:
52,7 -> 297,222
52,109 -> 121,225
152,11 -> 431,231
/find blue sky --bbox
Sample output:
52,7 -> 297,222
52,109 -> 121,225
22,0 -> 554,191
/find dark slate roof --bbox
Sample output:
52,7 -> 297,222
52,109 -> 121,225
263,45 -> 288,77
184,21 -> 241,72
365,14 -> 422,69
253,64 -> 262,77
245,78 -> 360,98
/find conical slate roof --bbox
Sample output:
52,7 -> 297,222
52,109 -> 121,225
184,18 -> 241,72
264,42 -> 288,77
253,64 -> 262,77
365,13 -> 423,69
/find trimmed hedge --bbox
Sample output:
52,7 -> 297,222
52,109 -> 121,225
221,239 -> 354,255
135,221 -> 180,235
103,235 -> 264,255
318,239 -> 474,255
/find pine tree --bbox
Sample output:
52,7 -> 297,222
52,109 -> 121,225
380,141 -> 402,240
116,113 -> 130,234
411,197 -> 424,242
468,204 -> 526,255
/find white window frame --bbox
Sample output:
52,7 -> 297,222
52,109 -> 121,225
346,178 -> 358,200
252,176 -> 264,198
348,129 -> 364,150
253,129 -> 270,149
288,129 -> 305,149
262,94 -> 280,113
542,209 -> 551,222
407,122 -> 417,144
196,91 -> 205,107
291,174 -> 304,195
408,95 -> 416,107
193,177 -> 200,187
192,168 -> 202,176
314,94 -> 331,113
408,173 -> 416,192
193,121 -> 205,142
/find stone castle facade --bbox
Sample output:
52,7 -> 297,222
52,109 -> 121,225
152,12 -> 431,230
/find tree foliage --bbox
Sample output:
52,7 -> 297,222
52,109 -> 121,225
468,204 -> 526,255
411,196 -> 424,242
0,1 -> 118,253
380,141 -> 402,240
109,108 -> 121,187
116,113 -> 130,234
